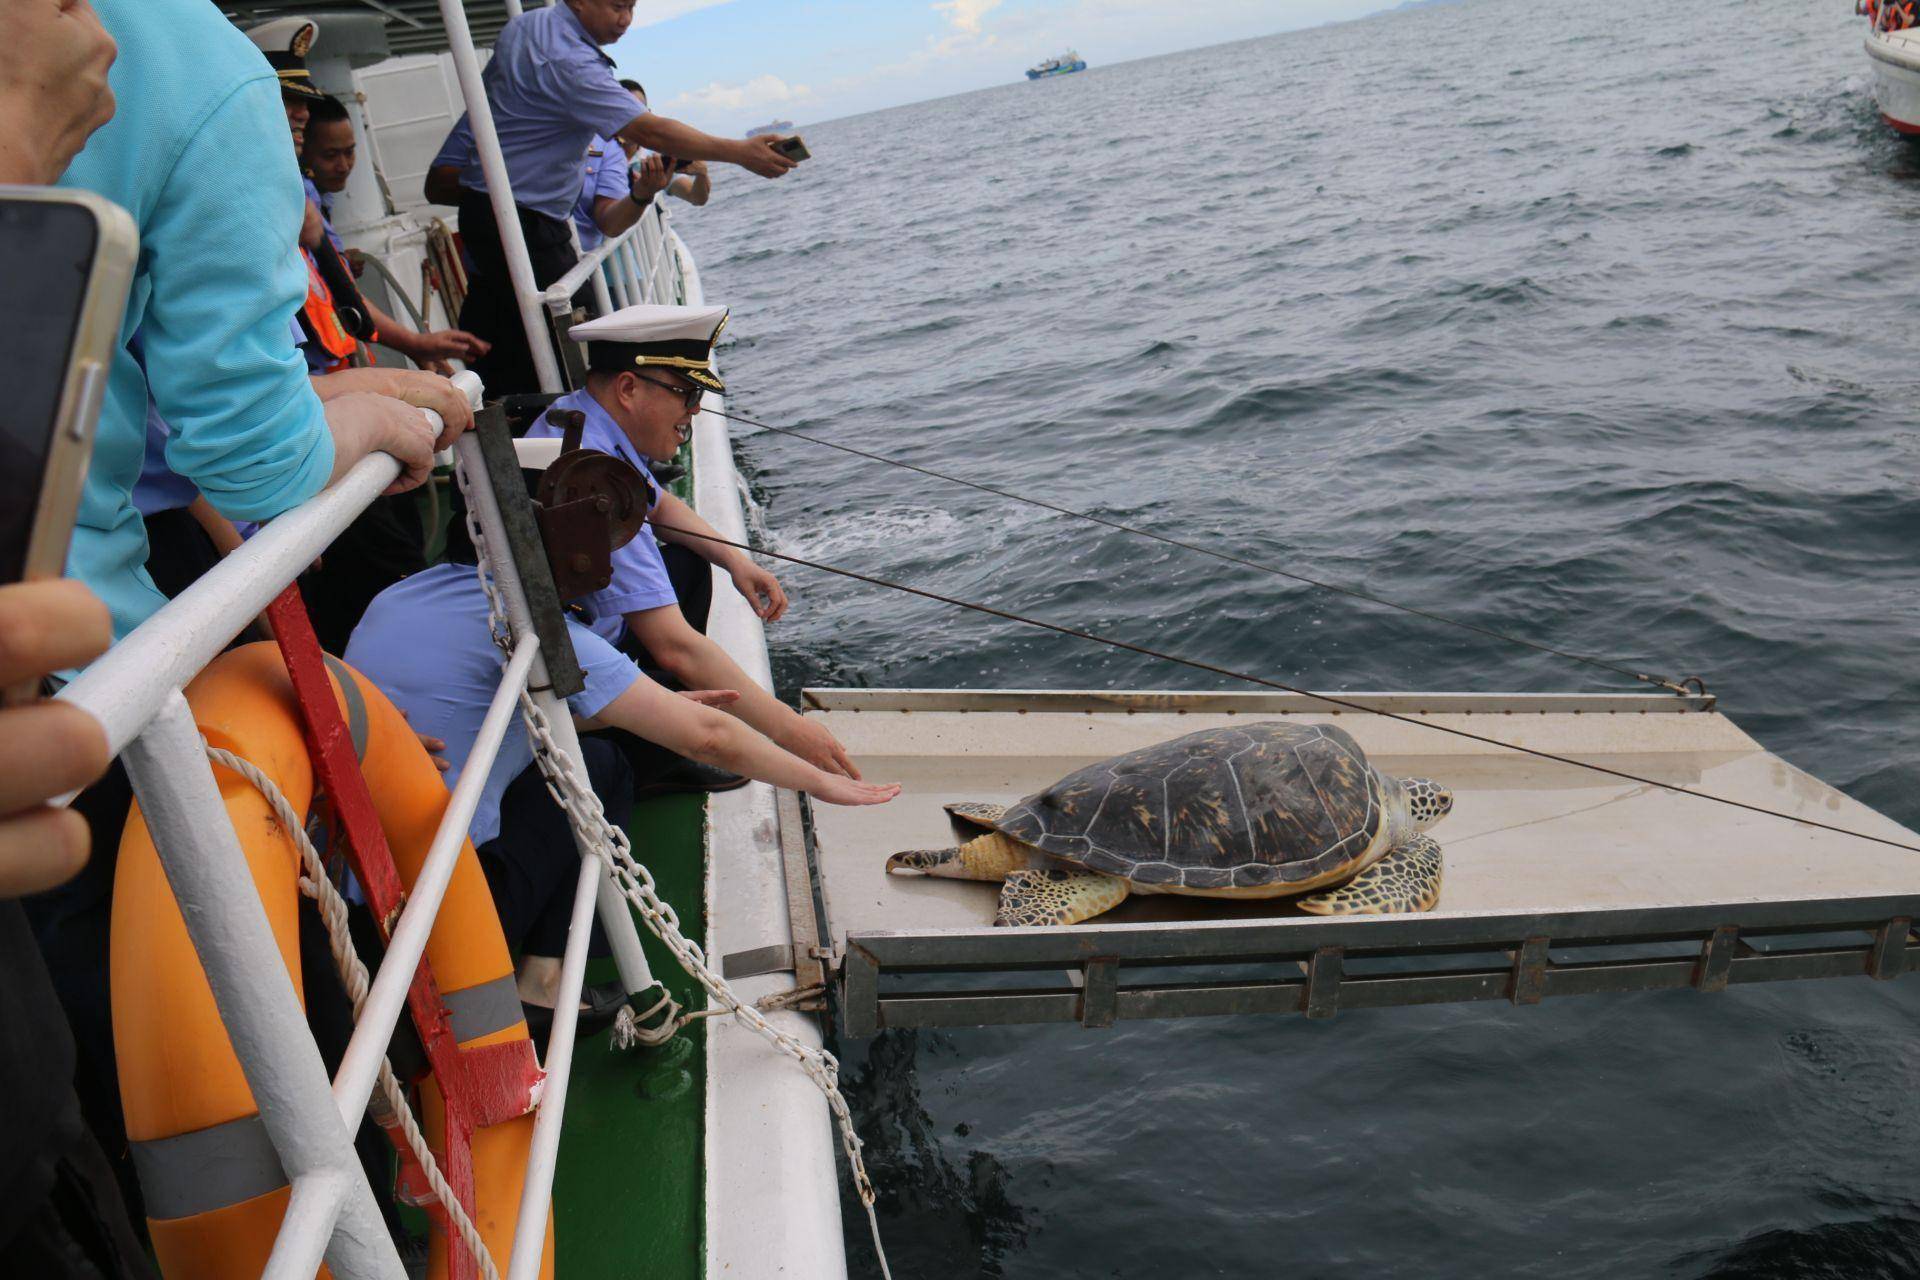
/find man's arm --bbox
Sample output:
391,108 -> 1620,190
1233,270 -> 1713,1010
648,491 -> 787,620
612,114 -> 796,179
356,294 -> 491,375
623,604 -> 857,777
668,161 -> 710,208
423,164 -> 464,207
300,198 -> 326,250
593,154 -> 671,239
589,672 -> 895,805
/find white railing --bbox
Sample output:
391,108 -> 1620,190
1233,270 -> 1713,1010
57,366 -> 662,1278
546,200 -> 686,322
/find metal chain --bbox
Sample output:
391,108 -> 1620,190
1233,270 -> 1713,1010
203,743 -> 503,1280
452,451 -> 895,1280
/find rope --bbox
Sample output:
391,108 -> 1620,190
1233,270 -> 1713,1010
452,452 -> 896,1280
203,743 -> 503,1280
708,406 -> 1702,696
660,524 -> 1920,857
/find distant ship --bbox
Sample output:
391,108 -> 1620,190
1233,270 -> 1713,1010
1025,50 -> 1087,80
746,119 -> 794,137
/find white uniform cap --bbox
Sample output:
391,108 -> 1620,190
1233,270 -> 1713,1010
572,303 -> 730,392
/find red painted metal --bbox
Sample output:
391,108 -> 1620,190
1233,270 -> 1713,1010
266,587 -> 542,1277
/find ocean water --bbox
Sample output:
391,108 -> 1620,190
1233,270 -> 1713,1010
692,0 -> 1920,1274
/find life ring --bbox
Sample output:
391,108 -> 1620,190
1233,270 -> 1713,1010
110,643 -> 552,1278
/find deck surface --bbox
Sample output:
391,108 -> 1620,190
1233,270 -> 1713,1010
805,691 -> 1920,938
551,790 -> 706,1279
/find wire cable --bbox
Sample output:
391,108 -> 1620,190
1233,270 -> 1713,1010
667,523 -> 1919,855
708,405 -> 1698,695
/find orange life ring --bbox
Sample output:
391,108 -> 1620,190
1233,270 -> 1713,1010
110,643 -> 553,1278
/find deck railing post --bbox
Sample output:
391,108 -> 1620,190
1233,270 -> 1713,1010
455,434 -> 662,1278
436,0 -> 565,393
124,693 -> 405,1280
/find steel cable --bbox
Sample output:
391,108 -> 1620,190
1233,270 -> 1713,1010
708,406 -> 1694,694
667,523 -> 1920,856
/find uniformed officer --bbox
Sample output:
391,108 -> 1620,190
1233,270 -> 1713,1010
447,0 -> 801,395
343,541 -> 897,1034
522,304 -> 864,791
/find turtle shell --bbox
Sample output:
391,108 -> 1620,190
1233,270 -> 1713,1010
993,722 -> 1386,890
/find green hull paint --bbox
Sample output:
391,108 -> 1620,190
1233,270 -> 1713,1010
554,790 -> 708,1277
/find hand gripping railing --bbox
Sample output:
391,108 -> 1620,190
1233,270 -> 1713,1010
53,369 -> 648,1279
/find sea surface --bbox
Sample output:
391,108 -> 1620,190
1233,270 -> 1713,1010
693,0 -> 1920,1274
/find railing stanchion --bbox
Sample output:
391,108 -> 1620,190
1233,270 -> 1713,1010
124,693 -> 405,1280
437,0 -> 565,393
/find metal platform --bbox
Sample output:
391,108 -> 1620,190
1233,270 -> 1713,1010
793,689 -> 1920,1035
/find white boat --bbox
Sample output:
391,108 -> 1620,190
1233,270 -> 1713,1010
1865,23 -> 1920,133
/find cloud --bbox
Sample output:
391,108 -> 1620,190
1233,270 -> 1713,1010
629,0 -> 742,27
932,0 -> 1005,36
666,74 -> 817,113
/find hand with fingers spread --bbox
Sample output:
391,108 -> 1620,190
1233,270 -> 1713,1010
0,580 -> 111,897
807,775 -> 900,808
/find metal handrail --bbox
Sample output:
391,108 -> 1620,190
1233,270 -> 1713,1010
544,200 -> 681,318
53,365 -> 660,1276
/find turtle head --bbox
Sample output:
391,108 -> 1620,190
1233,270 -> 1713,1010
888,847 -> 961,876
1402,778 -> 1453,831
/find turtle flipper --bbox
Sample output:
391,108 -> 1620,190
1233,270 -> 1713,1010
994,869 -> 1129,927
945,801 -> 1010,834
1295,835 -> 1443,916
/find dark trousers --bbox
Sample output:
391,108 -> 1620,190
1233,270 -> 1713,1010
299,492 -> 428,654
477,736 -> 634,957
456,189 -> 578,398
4,1089 -> 157,1280
139,506 -> 221,600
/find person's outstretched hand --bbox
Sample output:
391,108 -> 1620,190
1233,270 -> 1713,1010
729,561 -> 788,622
0,580 -> 110,896
807,774 -> 900,807
729,136 -> 797,179
676,688 -> 740,708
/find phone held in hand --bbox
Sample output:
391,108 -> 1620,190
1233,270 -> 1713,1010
774,136 -> 810,162
0,187 -> 137,701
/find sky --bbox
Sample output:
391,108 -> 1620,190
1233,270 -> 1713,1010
607,0 -> 1392,134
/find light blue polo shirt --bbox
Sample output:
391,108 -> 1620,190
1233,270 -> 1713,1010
457,4 -> 645,221
58,0 -> 333,638
345,564 -> 639,845
522,388 -> 673,644
433,121 -> 630,252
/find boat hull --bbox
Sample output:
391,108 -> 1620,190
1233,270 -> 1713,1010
1867,29 -> 1920,133
1026,61 -> 1087,79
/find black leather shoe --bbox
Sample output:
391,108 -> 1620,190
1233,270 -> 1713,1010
634,759 -> 750,798
521,980 -> 630,1045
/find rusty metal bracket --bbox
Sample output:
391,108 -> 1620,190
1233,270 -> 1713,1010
1510,936 -> 1551,1005
1303,947 -> 1343,1019
1869,917 -> 1911,980
1695,925 -> 1740,992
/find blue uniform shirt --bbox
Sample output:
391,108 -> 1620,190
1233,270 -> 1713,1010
57,0 -> 333,638
522,388 -> 672,643
345,564 -> 639,845
434,119 -> 628,251
458,4 -> 644,221
573,138 -> 632,252
302,176 -> 347,255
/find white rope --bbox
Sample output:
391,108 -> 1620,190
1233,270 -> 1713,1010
454,450 -> 895,1280
203,743 -> 504,1280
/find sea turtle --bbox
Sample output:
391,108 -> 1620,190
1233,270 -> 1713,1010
886,721 -> 1451,926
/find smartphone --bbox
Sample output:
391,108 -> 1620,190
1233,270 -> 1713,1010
0,188 -> 137,696
774,136 -> 810,163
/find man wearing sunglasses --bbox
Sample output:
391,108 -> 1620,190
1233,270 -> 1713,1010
523,303 -> 863,790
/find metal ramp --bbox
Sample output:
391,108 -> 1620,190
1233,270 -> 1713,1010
788,689 -> 1920,1036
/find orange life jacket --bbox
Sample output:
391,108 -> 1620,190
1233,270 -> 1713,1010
299,246 -> 359,371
